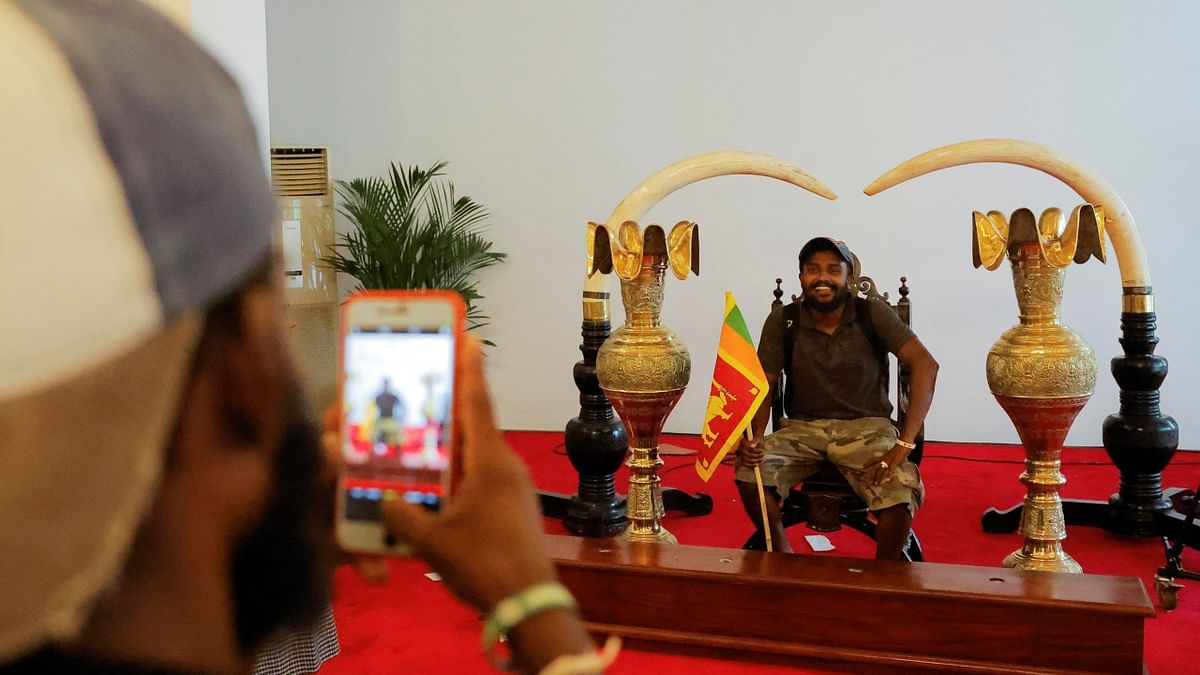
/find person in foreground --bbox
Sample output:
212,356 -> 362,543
734,237 -> 939,559
0,1 -> 610,673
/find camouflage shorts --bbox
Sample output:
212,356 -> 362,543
734,417 -> 924,514
375,417 -> 402,445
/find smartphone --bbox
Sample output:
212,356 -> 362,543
336,290 -> 464,555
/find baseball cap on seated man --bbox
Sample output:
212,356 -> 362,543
798,236 -> 854,268
0,0 -> 284,661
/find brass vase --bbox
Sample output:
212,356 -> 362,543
594,224 -> 695,544
979,206 -> 1106,573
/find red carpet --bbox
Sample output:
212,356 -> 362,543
324,432 -> 1199,674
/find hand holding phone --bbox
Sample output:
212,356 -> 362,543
336,290 -> 463,555
336,333 -> 598,671
379,336 -> 561,610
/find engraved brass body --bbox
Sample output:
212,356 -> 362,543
979,206 -> 1106,573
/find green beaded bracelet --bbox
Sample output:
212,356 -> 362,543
482,581 -> 579,670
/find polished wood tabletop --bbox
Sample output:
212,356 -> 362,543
547,534 -> 1153,674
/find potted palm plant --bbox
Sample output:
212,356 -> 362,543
324,161 -> 507,340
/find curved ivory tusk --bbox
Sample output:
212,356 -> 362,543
583,151 -> 838,292
607,151 -> 838,226
863,138 -> 1150,290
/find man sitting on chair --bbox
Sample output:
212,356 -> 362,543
373,377 -> 406,453
735,237 -> 939,560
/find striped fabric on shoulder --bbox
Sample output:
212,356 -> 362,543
252,605 -> 341,675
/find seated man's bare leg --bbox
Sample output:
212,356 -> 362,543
874,504 -> 913,560
733,420 -> 830,553
734,480 -> 793,553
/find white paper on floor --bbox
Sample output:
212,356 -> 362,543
804,534 -> 835,552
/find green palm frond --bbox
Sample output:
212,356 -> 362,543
323,161 -> 507,342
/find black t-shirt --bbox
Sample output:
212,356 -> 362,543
757,298 -> 915,420
375,392 -> 401,419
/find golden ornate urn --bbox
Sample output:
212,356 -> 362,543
591,221 -> 698,543
976,205 -> 1106,573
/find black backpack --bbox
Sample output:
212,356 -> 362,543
780,296 -> 889,413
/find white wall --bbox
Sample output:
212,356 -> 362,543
190,0 -> 270,165
265,0 -> 1199,448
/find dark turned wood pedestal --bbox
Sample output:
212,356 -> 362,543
547,535 -> 1154,674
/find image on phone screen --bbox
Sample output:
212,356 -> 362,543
340,324 -> 454,523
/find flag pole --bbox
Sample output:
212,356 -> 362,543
746,428 -> 773,553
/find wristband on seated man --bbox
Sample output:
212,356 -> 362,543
894,437 -> 916,451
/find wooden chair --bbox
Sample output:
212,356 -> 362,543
742,271 -> 925,561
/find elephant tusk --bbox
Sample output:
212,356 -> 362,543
607,150 -> 837,227
863,138 -> 1151,294
584,151 -> 838,293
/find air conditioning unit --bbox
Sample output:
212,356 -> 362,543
271,146 -> 338,411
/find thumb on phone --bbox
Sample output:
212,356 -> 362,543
380,496 -> 435,552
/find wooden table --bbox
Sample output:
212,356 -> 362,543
547,535 -> 1154,674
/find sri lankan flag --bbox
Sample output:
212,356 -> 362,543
696,292 -> 769,482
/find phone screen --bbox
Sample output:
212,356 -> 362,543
340,323 -> 455,523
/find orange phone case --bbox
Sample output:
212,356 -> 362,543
336,290 -> 466,509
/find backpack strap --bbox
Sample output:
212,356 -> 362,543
854,297 -> 888,366
855,296 -> 891,399
781,302 -> 801,378
779,302 -> 800,421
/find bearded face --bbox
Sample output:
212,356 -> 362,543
229,385 -> 335,652
799,250 -> 851,313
